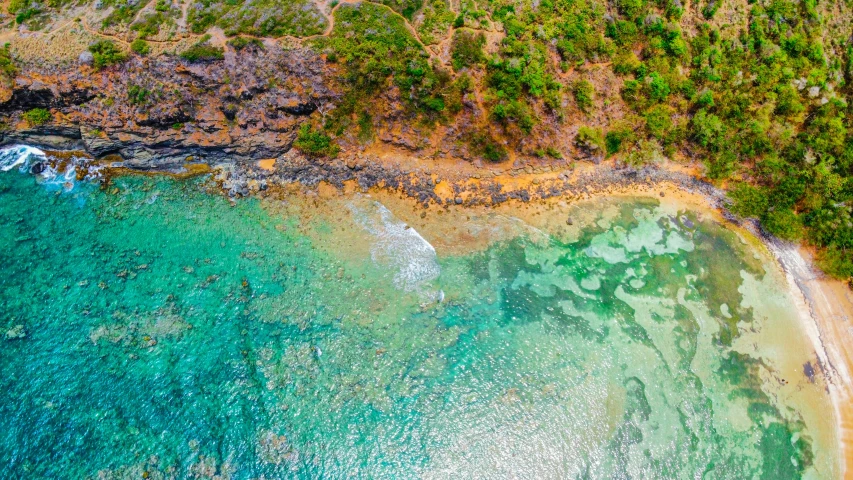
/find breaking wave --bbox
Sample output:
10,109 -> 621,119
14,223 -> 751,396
347,196 -> 441,294
0,144 -> 102,192
0,145 -> 46,172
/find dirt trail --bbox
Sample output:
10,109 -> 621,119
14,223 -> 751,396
4,0 -> 471,68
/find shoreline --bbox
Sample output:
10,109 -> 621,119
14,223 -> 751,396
771,243 -> 853,480
9,143 -> 853,477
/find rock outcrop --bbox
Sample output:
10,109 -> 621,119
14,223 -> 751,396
1,46 -> 335,169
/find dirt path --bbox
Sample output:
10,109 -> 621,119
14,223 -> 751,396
5,0 -> 468,67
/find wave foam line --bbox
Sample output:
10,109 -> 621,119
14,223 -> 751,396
0,145 -> 46,172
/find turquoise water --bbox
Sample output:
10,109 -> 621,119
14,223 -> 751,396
0,148 -> 838,478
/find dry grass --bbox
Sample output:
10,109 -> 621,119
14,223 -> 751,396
11,26 -> 105,66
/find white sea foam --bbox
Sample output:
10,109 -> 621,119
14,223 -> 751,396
0,144 -> 102,192
347,196 -> 441,293
0,145 -> 46,171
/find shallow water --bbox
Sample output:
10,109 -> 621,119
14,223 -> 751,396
0,149 -> 839,479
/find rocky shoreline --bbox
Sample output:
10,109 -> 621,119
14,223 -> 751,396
4,127 -> 728,209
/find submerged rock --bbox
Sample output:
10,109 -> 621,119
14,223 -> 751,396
5,324 -> 26,340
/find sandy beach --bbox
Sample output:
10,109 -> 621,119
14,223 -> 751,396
775,246 -> 853,479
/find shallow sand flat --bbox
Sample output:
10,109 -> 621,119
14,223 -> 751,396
267,177 -> 853,477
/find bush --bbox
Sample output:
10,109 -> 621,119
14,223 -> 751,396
613,52 -> 641,74
0,44 -> 17,80
644,104 -> 673,141
763,208 -> 803,240
7,0 -> 26,13
573,80 -> 594,112
691,109 -> 725,151
89,40 -> 127,70
576,126 -> 605,152
450,30 -> 485,70
127,84 -> 150,105
180,35 -> 224,62
491,100 -> 535,134
227,36 -> 264,51
728,183 -> 768,218
293,124 -> 339,158
625,138 -> 664,166
470,132 -> 508,162
617,0 -> 646,19
695,89 -> 714,108
22,108 -> 51,126
605,127 -> 635,155
130,38 -> 150,55
816,245 -> 853,280
647,72 -> 670,102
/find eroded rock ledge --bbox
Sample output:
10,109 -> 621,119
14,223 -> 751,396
0,46 -> 333,170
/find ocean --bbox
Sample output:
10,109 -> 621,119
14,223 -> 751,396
0,146 -> 838,479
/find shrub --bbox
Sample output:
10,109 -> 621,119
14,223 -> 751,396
691,109 -> 725,151
647,72 -> 670,102
127,84 -> 151,105
613,52 -> 641,74
89,40 -> 127,70
644,104 -> 673,141
180,35 -> 224,62
131,12 -> 169,38
22,108 -> 51,126
573,80 -> 594,112
576,126 -> 605,151
763,208 -> 803,240
0,44 -> 17,80
728,183 -> 768,218
707,150 -> 737,179
491,100 -> 535,134
470,132 -> 508,162
15,7 -> 38,24
450,30 -> 485,70
227,36 -> 264,51
293,124 -> 339,158
816,245 -> 853,280
605,127 -> 635,155
695,89 -> 714,108
702,0 -> 719,18
617,0 -> 645,19
606,19 -> 639,46
130,38 -> 150,55
7,0 -> 26,14
625,138 -> 664,166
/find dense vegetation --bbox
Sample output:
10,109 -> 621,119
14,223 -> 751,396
293,124 -> 340,158
312,3 -> 468,140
